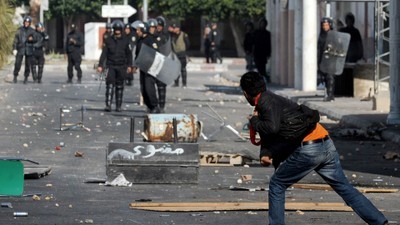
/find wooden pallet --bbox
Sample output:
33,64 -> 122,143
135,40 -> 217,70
200,151 -> 251,166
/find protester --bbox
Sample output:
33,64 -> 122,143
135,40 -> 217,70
240,71 -> 388,225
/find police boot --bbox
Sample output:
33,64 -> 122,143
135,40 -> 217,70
324,75 -> 335,102
37,65 -> 44,83
181,68 -> 187,87
31,67 -> 38,83
105,85 -> 114,112
157,81 -> 166,113
23,76 -> 28,84
115,85 -> 124,112
13,76 -> 17,83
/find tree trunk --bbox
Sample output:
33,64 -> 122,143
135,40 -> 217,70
229,17 -> 245,57
29,0 -> 40,25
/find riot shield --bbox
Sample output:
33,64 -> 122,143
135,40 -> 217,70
320,31 -> 350,75
135,44 -> 181,85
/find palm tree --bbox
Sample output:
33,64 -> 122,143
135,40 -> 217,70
0,0 -> 17,69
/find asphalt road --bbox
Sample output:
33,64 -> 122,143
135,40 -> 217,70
0,61 -> 399,225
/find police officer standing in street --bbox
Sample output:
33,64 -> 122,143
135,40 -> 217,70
12,16 -> 36,84
171,22 -> 190,87
124,23 -> 136,86
65,24 -> 83,84
133,21 -> 161,113
103,23 -> 112,46
97,20 -> 133,112
210,22 -> 222,64
31,22 -> 49,84
149,17 -> 167,113
318,17 -> 335,102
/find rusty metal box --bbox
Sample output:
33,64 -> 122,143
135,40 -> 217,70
106,142 -> 199,184
144,114 -> 201,142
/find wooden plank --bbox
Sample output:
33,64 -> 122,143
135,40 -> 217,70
130,202 -> 353,212
292,184 -> 399,193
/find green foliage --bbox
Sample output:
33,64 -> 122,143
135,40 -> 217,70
0,0 -> 17,69
148,0 -> 266,21
43,0 -> 107,20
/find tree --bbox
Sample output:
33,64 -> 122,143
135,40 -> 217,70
146,0 -> 266,56
0,0 -> 17,69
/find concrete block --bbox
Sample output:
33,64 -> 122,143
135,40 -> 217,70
372,90 -> 390,112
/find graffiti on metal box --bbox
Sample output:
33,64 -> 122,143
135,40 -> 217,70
107,144 -> 185,161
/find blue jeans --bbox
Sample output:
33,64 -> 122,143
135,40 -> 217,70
268,139 -> 387,225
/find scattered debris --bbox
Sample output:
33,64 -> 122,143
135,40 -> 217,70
384,151 -> 399,160
74,151 -> 84,157
241,175 -> 252,181
32,195 -> 41,201
105,173 -> 132,187
1,202 -> 13,208
13,212 -> 28,217
229,186 -> 267,192
24,165 -> 52,179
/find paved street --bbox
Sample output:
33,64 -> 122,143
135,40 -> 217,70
0,58 -> 399,225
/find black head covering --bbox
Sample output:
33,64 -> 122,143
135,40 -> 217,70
240,71 -> 266,97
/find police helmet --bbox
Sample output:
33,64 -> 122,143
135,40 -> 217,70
136,21 -> 149,33
124,23 -> 132,29
148,18 -> 158,27
156,16 -> 166,27
23,16 -> 32,23
35,22 -> 44,28
106,23 -> 112,29
321,17 -> 333,30
112,20 -> 124,31
131,20 -> 142,30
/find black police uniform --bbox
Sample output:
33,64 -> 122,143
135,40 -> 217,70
124,24 -> 136,86
136,33 -> 160,113
13,19 -> 36,83
31,25 -> 49,83
253,19 -> 271,82
65,26 -> 83,83
210,25 -> 222,64
99,29 -> 133,112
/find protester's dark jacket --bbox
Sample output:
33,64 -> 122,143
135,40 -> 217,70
253,29 -> 271,59
65,30 -> 83,54
249,90 -> 314,167
13,26 -> 36,56
99,35 -> 133,67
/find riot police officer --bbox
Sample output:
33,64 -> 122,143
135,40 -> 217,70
124,23 -> 136,86
133,21 -> 160,113
149,17 -> 168,113
97,20 -> 133,112
102,23 -> 112,46
171,23 -> 190,87
65,24 -> 83,83
31,22 -> 49,83
12,16 -> 36,84
318,17 -> 335,102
